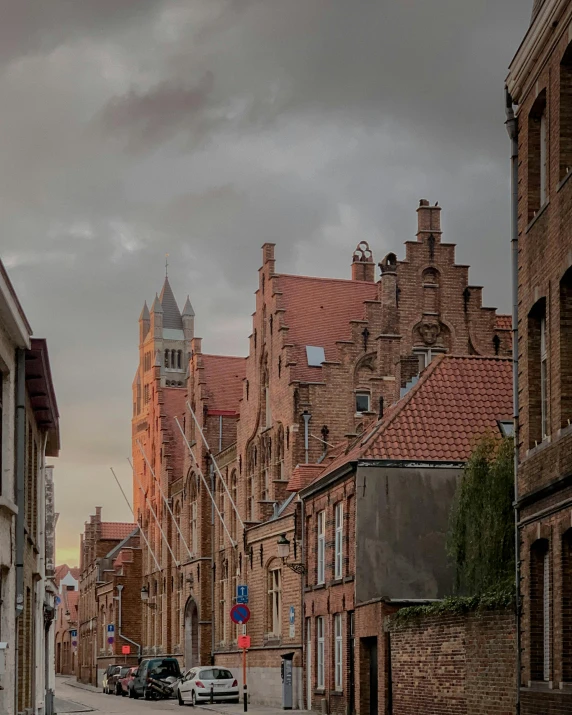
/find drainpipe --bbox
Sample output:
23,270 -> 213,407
505,85 -> 521,715
219,416 -> 223,454
116,585 -> 142,659
300,494 -> 306,711
302,411 -> 311,464
14,347 -> 26,715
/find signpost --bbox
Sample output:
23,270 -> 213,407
237,585 -> 249,604
122,645 -> 130,655
289,606 -> 295,639
107,624 -> 115,647
230,604 -> 251,712
71,629 -> 78,648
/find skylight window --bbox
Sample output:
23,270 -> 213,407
498,420 -> 514,438
306,346 -> 326,367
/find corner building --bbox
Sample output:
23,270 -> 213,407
507,0 -> 572,711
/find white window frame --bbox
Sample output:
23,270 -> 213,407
317,617 -> 325,689
334,503 -> 344,580
317,511 -> 326,585
355,391 -> 371,414
543,549 -> 550,681
334,613 -> 343,690
541,316 -> 548,440
268,568 -> 282,636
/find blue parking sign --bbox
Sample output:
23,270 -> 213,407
289,606 -> 295,625
237,584 -> 249,604
107,624 -> 115,633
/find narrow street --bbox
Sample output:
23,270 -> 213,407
54,677 -> 306,715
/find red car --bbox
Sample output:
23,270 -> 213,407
119,666 -> 138,697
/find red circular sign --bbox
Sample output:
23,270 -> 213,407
230,604 -> 251,624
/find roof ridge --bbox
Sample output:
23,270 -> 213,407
202,353 -> 246,360
279,273 -> 378,287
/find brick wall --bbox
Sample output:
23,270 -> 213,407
386,609 -> 516,715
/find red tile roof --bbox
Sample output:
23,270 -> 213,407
495,314 -> 512,331
201,355 -> 246,413
54,564 -> 80,587
287,464 -> 327,492
100,522 -> 137,541
277,275 -> 378,382
308,355 -> 513,485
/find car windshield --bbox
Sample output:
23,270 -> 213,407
120,667 -> 130,676
149,660 -> 180,678
198,668 -> 234,680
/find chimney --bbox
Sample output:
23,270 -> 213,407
351,241 -> 376,282
416,199 -> 442,242
262,243 -> 276,275
379,253 -> 398,334
191,337 -> 202,355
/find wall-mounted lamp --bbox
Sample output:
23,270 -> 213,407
277,534 -> 306,575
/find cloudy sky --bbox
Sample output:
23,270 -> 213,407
2,0 -> 531,565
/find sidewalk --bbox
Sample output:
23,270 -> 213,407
197,705 -> 308,714
56,676 -> 99,694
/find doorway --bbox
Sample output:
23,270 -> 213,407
184,598 -> 199,668
360,637 -> 378,715
306,618 -> 312,710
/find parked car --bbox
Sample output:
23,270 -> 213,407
118,666 -> 138,696
172,668 -> 191,699
102,665 -> 122,695
178,667 -> 239,707
130,657 -> 182,700
109,666 -> 132,695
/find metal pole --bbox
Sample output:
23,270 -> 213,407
136,440 -> 194,562
243,647 -> 247,712
109,468 -> 161,572
174,417 -> 237,548
127,459 -> 179,566
185,401 -> 244,530
505,86 -> 521,715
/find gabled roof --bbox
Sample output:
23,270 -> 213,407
304,355 -> 513,491
277,274 -> 378,382
201,354 -> 246,413
54,564 -> 80,587
100,522 -> 138,541
159,277 -> 183,330
287,464 -> 327,492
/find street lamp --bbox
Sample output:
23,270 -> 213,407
140,585 -> 156,609
277,533 -> 306,575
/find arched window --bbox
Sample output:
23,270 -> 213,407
218,475 -> 226,545
164,350 -> 170,369
561,268 -> 572,427
174,502 -> 181,562
267,560 -> 282,636
560,44 -> 572,181
189,474 -> 198,556
422,267 -> 440,314
230,470 -> 238,539
528,298 -> 548,446
528,89 -> 548,220
177,350 -> 182,369
277,424 -> 285,480
530,539 -> 550,682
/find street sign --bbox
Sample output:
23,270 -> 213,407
237,584 -> 249,604
70,630 -> 77,638
238,635 -> 251,649
289,606 -> 295,625
108,637 -> 114,645
289,624 -> 295,639
122,645 -> 131,655
230,604 -> 251,625
107,624 -> 115,633
72,641 -> 78,648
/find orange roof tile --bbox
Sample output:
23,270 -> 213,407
495,314 -> 512,331
54,564 -> 80,587
277,274 -> 378,382
201,355 -> 246,413
307,355 -> 513,487
287,464 -> 327,492
100,522 -> 137,540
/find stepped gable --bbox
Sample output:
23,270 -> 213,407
277,274 -> 378,382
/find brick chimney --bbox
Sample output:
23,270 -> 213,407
416,199 -> 442,242
262,243 -> 276,274
351,241 -> 376,282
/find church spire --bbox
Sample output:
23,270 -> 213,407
182,296 -> 195,317
159,277 -> 183,330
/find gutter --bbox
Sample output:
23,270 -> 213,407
505,86 -> 521,715
14,347 -> 25,714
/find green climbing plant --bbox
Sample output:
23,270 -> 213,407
447,433 -> 515,594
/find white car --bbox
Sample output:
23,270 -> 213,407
178,667 -> 239,707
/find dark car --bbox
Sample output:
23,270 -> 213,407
109,665 -> 132,695
130,658 -> 182,700
102,664 -> 123,695
119,666 -> 138,696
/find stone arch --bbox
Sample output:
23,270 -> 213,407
184,597 -> 200,668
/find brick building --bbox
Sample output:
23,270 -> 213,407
54,588 -> 79,677
299,355 -> 513,715
77,508 -> 139,686
506,0 -> 572,711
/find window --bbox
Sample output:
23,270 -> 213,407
541,316 -> 549,439
268,568 -> 282,636
247,474 -> 254,521
230,471 -> 238,539
563,530 -> 572,681
530,540 -> 551,681
334,614 -> 343,690
317,617 -> 325,689
355,392 -> 370,414
164,350 -> 170,369
528,90 -> 548,221
317,511 -> 325,585
560,268 -> 572,427
263,467 -> 270,501
334,503 -> 344,580
190,501 -> 197,556
560,45 -> 572,181
265,386 -> 272,428
414,347 -> 446,372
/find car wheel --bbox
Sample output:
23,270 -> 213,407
178,692 -> 185,707
144,687 -> 153,700
191,690 -> 197,707
131,688 -> 139,699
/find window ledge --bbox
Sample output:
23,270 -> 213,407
330,578 -> 344,587
558,169 -> 572,193
314,689 -> 325,696
330,690 -> 344,697
525,435 -> 552,459
525,200 -> 549,233
343,575 -> 355,584
525,680 -> 554,691
313,584 -> 326,591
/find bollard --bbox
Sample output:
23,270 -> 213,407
210,683 -> 214,704
243,684 -> 248,712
